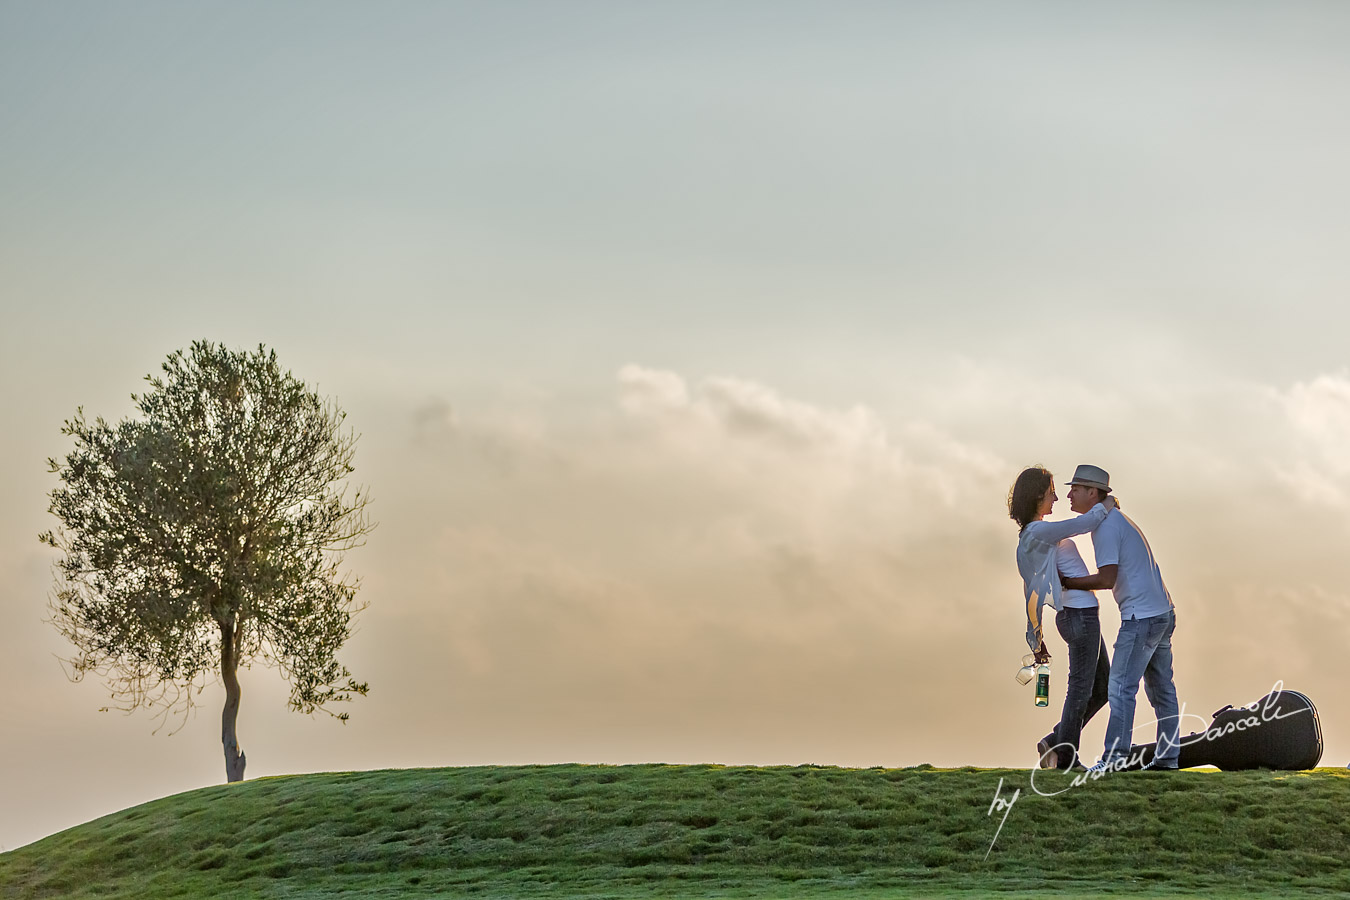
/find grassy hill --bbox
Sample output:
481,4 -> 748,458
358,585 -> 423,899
2,764 -> 1348,898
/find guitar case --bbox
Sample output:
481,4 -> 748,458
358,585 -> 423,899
1126,689 -> 1323,771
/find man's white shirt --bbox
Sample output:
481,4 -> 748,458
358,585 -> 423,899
1091,508 -> 1173,620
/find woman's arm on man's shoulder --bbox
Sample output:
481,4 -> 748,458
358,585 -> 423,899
1022,496 -> 1116,544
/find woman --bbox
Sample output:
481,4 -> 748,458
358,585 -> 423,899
1008,466 -> 1116,770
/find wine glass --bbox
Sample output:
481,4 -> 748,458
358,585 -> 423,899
1015,653 -> 1036,685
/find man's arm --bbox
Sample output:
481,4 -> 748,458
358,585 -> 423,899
1062,565 -> 1117,592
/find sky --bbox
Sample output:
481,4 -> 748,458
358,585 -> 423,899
4,0 -> 1350,851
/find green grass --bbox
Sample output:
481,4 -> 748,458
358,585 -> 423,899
2,764 -> 1348,898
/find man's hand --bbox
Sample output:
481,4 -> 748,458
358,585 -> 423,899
1034,642 -> 1051,665
1063,564 -> 1119,592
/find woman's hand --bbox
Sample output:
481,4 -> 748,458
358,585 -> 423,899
1102,494 -> 1119,511
1034,642 -> 1052,665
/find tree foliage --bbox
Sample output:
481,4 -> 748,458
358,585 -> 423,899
41,341 -> 373,779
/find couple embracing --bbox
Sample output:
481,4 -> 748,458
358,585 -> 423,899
1008,464 -> 1181,773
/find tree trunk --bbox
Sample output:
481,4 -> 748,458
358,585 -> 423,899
221,621 -> 247,783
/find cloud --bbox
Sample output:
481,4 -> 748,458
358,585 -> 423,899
698,374 -> 888,454
614,364 -> 1006,530
407,392 -> 563,479
1284,372 -> 1350,445
617,365 -> 690,415
411,397 -> 456,438
618,364 -> 888,452
388,367 -> 1019,738
1273,371 -> 1350,505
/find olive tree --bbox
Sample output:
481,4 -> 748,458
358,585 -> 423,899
40,341 -> 373,783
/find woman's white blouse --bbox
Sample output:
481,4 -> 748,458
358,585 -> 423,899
1017,502 -> 1110,651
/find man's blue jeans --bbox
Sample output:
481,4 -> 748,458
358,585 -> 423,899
1102,610 -> 1179,766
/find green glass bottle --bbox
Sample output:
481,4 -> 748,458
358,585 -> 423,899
1035,664 -> 1050,707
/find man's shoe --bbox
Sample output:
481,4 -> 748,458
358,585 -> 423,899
1142,759 -> 1180,771
1085,759 -> 1116,776
1037,738 -> 1058,769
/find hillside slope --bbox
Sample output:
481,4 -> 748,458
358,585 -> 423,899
2,764 -> 1348,898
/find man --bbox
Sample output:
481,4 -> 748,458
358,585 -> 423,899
1060,464 -> 1180,771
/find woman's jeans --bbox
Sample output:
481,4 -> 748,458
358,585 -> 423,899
1102,609 -> 1180,766
1045,606 -> 1110,768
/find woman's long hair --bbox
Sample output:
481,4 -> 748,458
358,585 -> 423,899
1008,466 -> 1053,531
